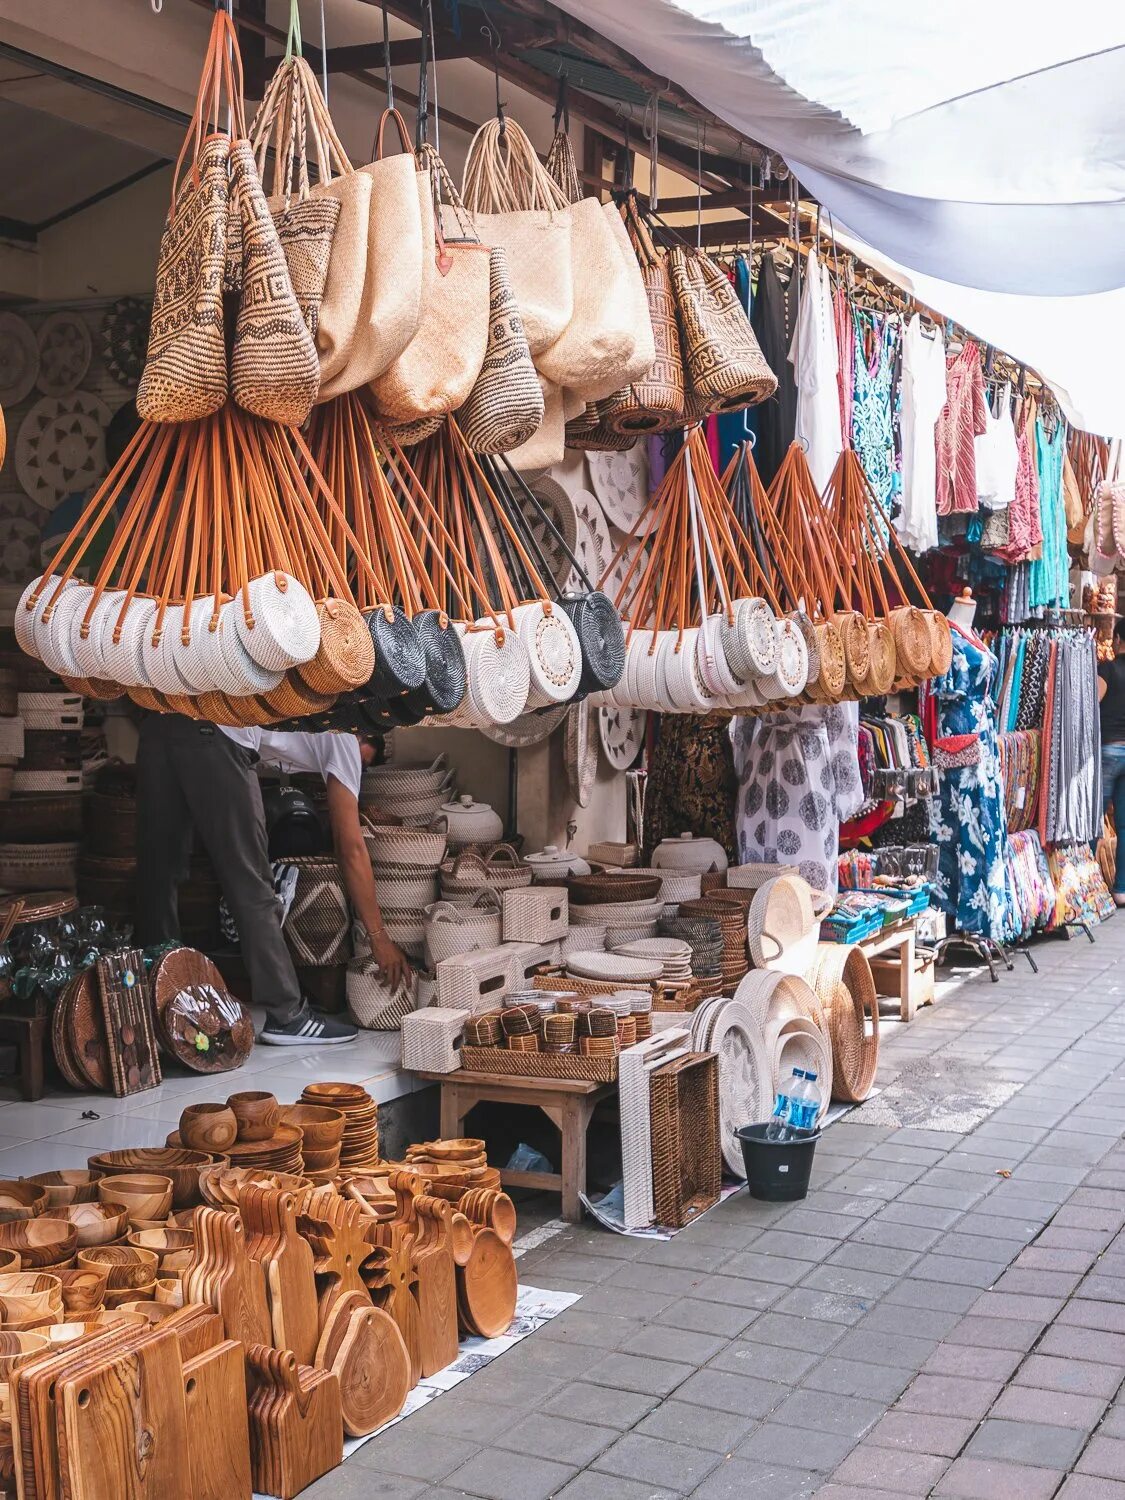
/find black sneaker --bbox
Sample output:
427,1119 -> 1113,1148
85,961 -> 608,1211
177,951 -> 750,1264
259,1007 -> 358,1046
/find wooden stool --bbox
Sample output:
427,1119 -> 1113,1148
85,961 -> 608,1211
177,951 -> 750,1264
416,1070 -> 615,1223
0,1014 -> 48,1100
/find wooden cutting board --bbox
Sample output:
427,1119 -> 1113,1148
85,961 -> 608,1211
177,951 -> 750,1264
326,1305 -> 410,1437
242,1185 -> 318,1367
413,1196 -> 459,1377
457,1226 -> 517,1339
57,1325 -> 191,1500
182,1340 -> 251,1500
246,1345 -> 342,1500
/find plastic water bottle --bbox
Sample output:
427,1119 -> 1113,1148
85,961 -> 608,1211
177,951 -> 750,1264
766,1068 -> 804,1141
789,1070 -> 821,1133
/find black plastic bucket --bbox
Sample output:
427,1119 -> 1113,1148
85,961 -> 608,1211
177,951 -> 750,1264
736,1122 -> 820,1201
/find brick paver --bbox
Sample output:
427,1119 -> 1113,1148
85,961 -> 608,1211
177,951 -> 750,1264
306,915 -> 1125,1498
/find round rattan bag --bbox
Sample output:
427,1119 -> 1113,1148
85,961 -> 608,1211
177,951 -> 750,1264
813,618 -> 847,700
890,605 -> 932,680
927,611 -> 954,678
856,621 -> 897,697
834,611 -> 870,684
236,573 -> 321,671
298,599 -> 375,694
811,942 -> 878,1103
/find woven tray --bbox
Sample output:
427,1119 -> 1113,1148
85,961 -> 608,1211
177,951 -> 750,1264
650,1051 -> 721,1229
460,1044 -> 618,1083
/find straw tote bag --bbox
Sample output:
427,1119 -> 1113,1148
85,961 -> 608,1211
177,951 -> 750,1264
369,145 -> 491,423
537,195 -> 655,402
251,56 -> 344,342
229,139 -> 320,424
603,198 -> 685,433
461,117 -> 574,358
137,12 -> 237,422
457,246 -> 544,455
669,244 -> 778,413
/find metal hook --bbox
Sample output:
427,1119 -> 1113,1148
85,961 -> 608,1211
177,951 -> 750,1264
480,19 -> 505,131
151,0 -> 163,12
381,0 -> 394,112
643,91 -> 660,213
554,70 -> 569,134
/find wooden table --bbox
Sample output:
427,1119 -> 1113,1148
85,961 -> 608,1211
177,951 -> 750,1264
416,1070 -> 615,1223
858,920 -> 921,1021
0,1015 -> 48,1100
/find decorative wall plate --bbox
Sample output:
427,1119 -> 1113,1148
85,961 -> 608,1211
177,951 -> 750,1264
481,701 -> 569,749
15,393 -> 110,509
524,474 -> 578,591
587,445 -> 651,533
0,516 -> 40,584
598,703 -> 646,771
101,298 -> 151,388
567,488 -> 611,593
564,700 -> 597,808
601,532 -> 650,618
35,313 -> 92,396
0,312 -> 39,406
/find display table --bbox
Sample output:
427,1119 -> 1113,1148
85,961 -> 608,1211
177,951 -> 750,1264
856,920 -> 923,1021
416,1069 -> 615,1223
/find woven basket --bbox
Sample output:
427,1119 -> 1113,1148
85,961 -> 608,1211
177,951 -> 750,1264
833,612 -> 870,683
346,958 -> 418,1030
889,606 -> 932,680
734,969 -> 827,1039
435,945 -> 513,1013
375,872 -> 439,910
766,1015 -> 833,1110
650,1052 -> 720,1229
0,841 -> 78,890
811,942 -> 879,1103
460,1043 -> 619,1083
364,824 -> 447,868
0,767 -> 12,803
502,886 -> 569,944
855,621 -> 897,696
747,876 -> 817,974
83,790 -> 137,857
727,862 -> 799,890
282,855 -> 351,966
19,731 -> 82,773
12,770 -> 83,795
631,867 -> 702,905
440,847 -> 532,902
569,872 -> 662,906
401,1007 -> 467,1072
424,893 -> 502,966
16,693 -> 83,731
927,611 -> 954,678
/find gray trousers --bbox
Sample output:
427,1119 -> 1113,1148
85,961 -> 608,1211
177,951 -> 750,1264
135,715 -> 303,1025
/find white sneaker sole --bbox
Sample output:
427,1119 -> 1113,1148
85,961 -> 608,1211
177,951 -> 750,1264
258,1030 -> 357,1046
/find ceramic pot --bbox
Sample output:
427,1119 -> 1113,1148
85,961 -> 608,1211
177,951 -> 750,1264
430,794 -> 504,847
651,832 -> 729,874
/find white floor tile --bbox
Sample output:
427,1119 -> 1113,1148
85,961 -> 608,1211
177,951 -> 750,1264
46,1116 -> 177,1152
0,1141 -> 99,1174
0,1102 -> 100,1139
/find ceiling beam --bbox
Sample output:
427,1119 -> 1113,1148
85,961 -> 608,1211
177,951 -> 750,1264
259,29 -> 556,77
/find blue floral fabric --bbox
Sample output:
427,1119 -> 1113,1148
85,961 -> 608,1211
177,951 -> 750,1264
934,628 -> 1018,942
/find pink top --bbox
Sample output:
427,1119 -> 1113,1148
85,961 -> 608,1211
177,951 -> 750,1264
936,343 -> 988,515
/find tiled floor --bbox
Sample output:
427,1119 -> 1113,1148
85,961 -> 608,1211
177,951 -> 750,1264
0,1022 -> 414,1177
305,915 -> 1125,1500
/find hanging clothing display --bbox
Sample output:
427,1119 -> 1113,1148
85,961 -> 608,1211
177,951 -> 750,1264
789,248 -> 843,491
1026,413 -> 1069,612
929,623 -> 1017,942
833,283 -> 854,442
851,309 -> 898,515
750,252 -> 798,486
1007,830 -> 1057,938
975,383 -> 1019,510
896,313 -> 947,552
936,341 -> 989,516
644,712 -> 737,863
997,729 -> 1041,833
730,702 -> 861,895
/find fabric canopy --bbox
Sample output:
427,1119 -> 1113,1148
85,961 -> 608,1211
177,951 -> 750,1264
554,0 -> 1125,298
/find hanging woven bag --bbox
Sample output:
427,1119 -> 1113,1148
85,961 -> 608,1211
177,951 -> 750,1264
457,247 -> 545,455
669,243 -> 778,414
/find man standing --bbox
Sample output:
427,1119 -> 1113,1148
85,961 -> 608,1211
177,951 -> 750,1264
135,715 -> 410,1044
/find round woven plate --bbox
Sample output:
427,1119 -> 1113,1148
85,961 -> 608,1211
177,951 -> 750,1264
564,951 -> 663,983
15,393 -> 110,510
766,1016 -> 832,1115
35,313 -> 92,397
567,489 -> 612,592
586,446 -> 651,534
524,474 -> 579,592
691,997 -> 771,1177
748,876 -> 818,974
598,703 -> 647,770
151,946 -> 255,1073
812,942 -> 879,1103
480,702 -> 569,749
0,312 -> 39,405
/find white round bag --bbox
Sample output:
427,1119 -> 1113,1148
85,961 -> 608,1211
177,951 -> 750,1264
721,597 -> 779,679
464,623 -> 531,725
235,572 -> 320,671
512,602 -> 582,708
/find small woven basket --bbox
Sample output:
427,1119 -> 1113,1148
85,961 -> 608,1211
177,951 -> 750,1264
346,958 -> 418,1030
502,886 -> 569,944
0,841 -> 78,890
401,1007 -> 467,1072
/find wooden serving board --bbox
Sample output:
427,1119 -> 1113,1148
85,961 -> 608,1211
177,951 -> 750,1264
246,1345 -> 342,1500
241,1185 -> 318,1367
458,1226 -> 517,1339
182,1340 -> 252,1500
57,1325 -> 191,1500
96,949 -> 161,1097
413,1196 -> 459,1377
329,1305 -> 410,1437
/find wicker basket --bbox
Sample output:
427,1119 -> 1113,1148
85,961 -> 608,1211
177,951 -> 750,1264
12,770 -> 83,795
586,841 -> 637,867
424,893 -> 502,966
364,823 -> 447,868
650,1052 -> 721,1229
727,862 -> 799,890
83,790 -> 137,857
460,1043 -> 619,1083
20,731 -> 83,773
569,872 -> 662,906
16,693 -> 83,731
401,1007 -> 467,1072
0,841 -> 78,890
440,846 -> 532,902
282,855 -> 352,966
0,669 -> 16,718
504,941 -> 554,992
811,942 -> 879,1103
346,958 -> 419,1030
436,946 -> 514,1013
0,767 -> 12,803
374,872 -> 439,910
77,853 -> 136,914
0,794 -> 83,842
502,886 -> 568,944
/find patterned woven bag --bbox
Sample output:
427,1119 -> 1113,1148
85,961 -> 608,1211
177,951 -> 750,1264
669,244 -> 777,413
229,139 -> 320,424
603,199 -> 685,434
458,247 -> 544,455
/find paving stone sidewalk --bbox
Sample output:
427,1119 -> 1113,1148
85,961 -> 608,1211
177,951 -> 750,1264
317,918 -> 1125,1500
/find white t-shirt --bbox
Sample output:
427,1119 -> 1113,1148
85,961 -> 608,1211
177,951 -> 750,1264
219,728 -> 362,799
975,384 -> 1019,510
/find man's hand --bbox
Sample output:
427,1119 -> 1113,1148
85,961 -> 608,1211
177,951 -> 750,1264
369,930 -> 411,991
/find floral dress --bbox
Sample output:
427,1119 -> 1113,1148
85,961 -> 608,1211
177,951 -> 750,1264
933,626 -> 1018,942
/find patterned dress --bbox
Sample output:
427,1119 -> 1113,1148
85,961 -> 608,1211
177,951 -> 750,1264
934,626 -> 1018,942
936,343 -> 988,516
851,310 -> 897,519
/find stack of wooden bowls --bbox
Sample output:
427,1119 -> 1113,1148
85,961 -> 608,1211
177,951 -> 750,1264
279,1104 -> 345,1182
300,1083 -> 379,1170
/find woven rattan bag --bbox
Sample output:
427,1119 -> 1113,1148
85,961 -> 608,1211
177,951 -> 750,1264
669,244 -> 778,413
461,117 -> 574,358
458,247 -> 545,455
137,13 -> 236,422
370,146 -> 491,423
283,854 -> 352,965
346,958 -> 418,1030
537,196 -> 655,402
603,198 -> 685,434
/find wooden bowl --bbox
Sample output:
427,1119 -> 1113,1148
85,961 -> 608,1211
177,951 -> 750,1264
54,1267 -> 108,1316
24,1170 -> 102,1207
88,1151 -> 211,1212
154,1276 -> 185,1309
0,1220 -> 77,1269
0,1248 -> 20,1275
127,1228 -> 194,1269
0,1182 -> 48,1224
42,1201 -> 129,1249
0,1272 -> 61,1322
228,1092 -> 279,1143
300,1147 -> 342,1172
96,1175 -> 173,1227
179,1103 -> 238,1155
0,1331 -> 48,1379
279,1104 -> 345,1151
115,1300 -> 176,1324
77,1245 -> 159,1291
